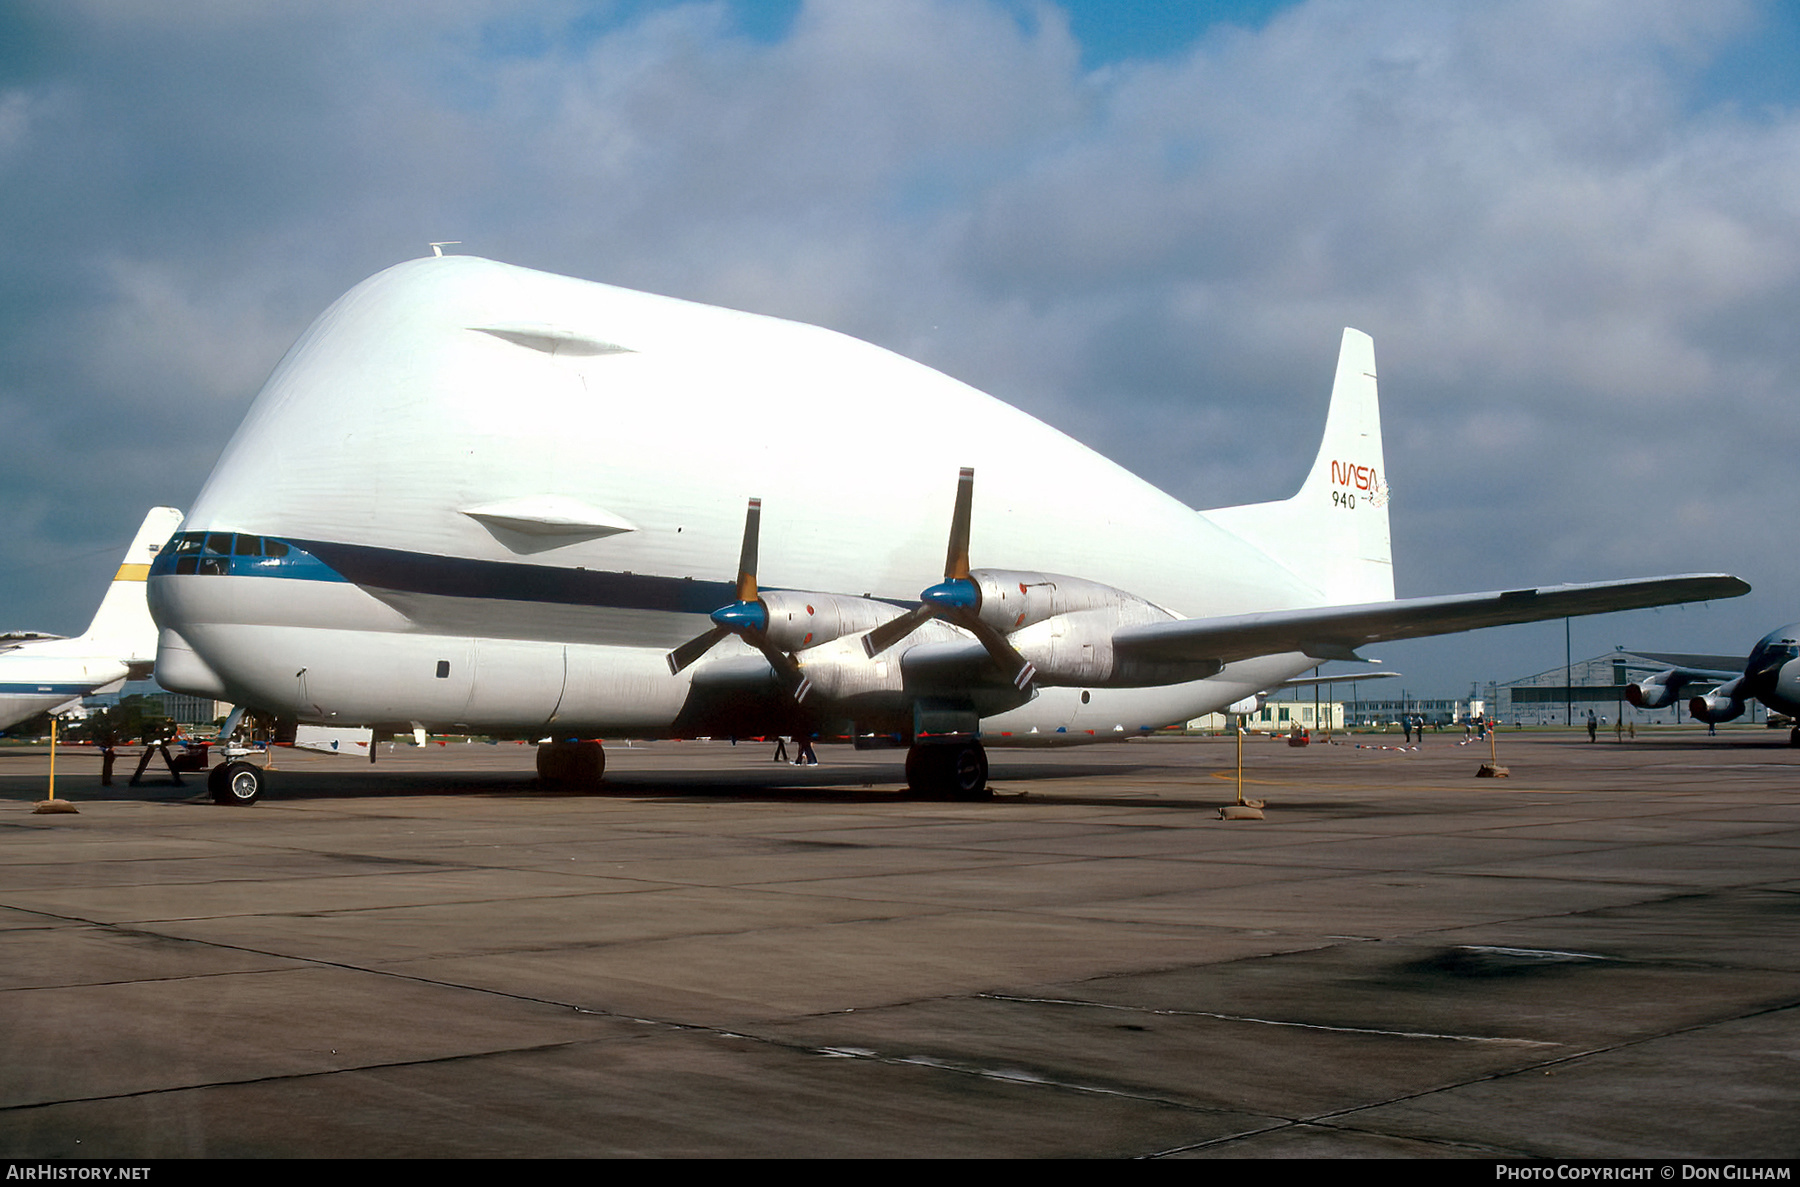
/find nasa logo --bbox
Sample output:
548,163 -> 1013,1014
1328,459 -> 1389,510
1330,459 -> 1378,491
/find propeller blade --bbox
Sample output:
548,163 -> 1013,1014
667,624 -> 729,675
863,467 -> 990,660
736,498 -> 761,603
863,604 -> 934,659
743,633 -> 811,699
667,498 -> 766,675
944,466 -> 973,581
959,613 -> 1038,692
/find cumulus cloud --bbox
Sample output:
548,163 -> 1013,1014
1,0 -> 1794,689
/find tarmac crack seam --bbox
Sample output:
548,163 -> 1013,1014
0,1037 -> 629,1116
974,992 -> 1562,1047
1141,994 -> 1800,1158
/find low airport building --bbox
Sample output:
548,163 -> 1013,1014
1344,697 -> 1473,728
1188,699 -> 1345,732
1188,693 -> 1492,732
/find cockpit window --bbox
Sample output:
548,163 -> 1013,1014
153,531 -> 339,583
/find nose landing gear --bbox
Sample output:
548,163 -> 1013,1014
208,761 -> 266,805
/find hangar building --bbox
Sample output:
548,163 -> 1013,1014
1496,648 -> 1750,726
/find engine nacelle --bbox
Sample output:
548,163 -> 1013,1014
759,591 -> 899,654
795,574 -> 1207,699
965,570 -> 1155,637
1625,670 -> 1682,709
1689,677 -> 1746,724
1007,605 -> 1218,687
796,620 -> 965,701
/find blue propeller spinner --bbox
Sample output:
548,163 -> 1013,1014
665,498 -> 811,700
862,467 -> 1037,693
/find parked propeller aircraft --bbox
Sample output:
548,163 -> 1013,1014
147,254 -> 1748,803
1630,628 -> 1800,740
1,507 -> 185,732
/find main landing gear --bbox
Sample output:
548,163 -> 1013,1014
537,740 -> 606,788
208,761 -> 267,805
905,739 -> 989,800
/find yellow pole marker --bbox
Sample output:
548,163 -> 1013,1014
1221,714 -> 1264,819
35,716 -> 79,814
1478,717 -> 1509,778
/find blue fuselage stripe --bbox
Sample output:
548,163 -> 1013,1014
291,539 -> 740,614
152,533 -> 917,617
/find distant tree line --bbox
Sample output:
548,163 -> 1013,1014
0,696 -> 181,745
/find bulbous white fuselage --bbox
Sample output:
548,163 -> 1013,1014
149,256 -> 1338,742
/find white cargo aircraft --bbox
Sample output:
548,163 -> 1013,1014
147,255 -> 1747,803
1,507 -> 185,732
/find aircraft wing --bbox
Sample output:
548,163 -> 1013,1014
1113,574 -> 1750,666
1626,652 -> 1744,679
1271,669 -> 1398,689
0,631 -> 66,655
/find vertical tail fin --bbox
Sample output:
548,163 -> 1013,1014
79,507 -> 185,663
1205,329 -> 1393,603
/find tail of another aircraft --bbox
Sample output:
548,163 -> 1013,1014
1206,329 -> 1394,604
78,507 -> 186,665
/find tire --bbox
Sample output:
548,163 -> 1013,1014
536,741 -> 606,787
212,761 -> 265,805
946,742 -> 989,800
904,745 -> 934,791
905,742 -> 988,800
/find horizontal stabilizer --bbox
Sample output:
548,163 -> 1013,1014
1114,574 -> 1750,667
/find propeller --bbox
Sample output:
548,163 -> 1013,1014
862,467 -> 1037,692
666,499 -> 811,700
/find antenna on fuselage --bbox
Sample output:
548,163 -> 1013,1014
429,242 -> 462,257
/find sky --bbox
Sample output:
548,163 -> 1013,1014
3,0 -> 1799,700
